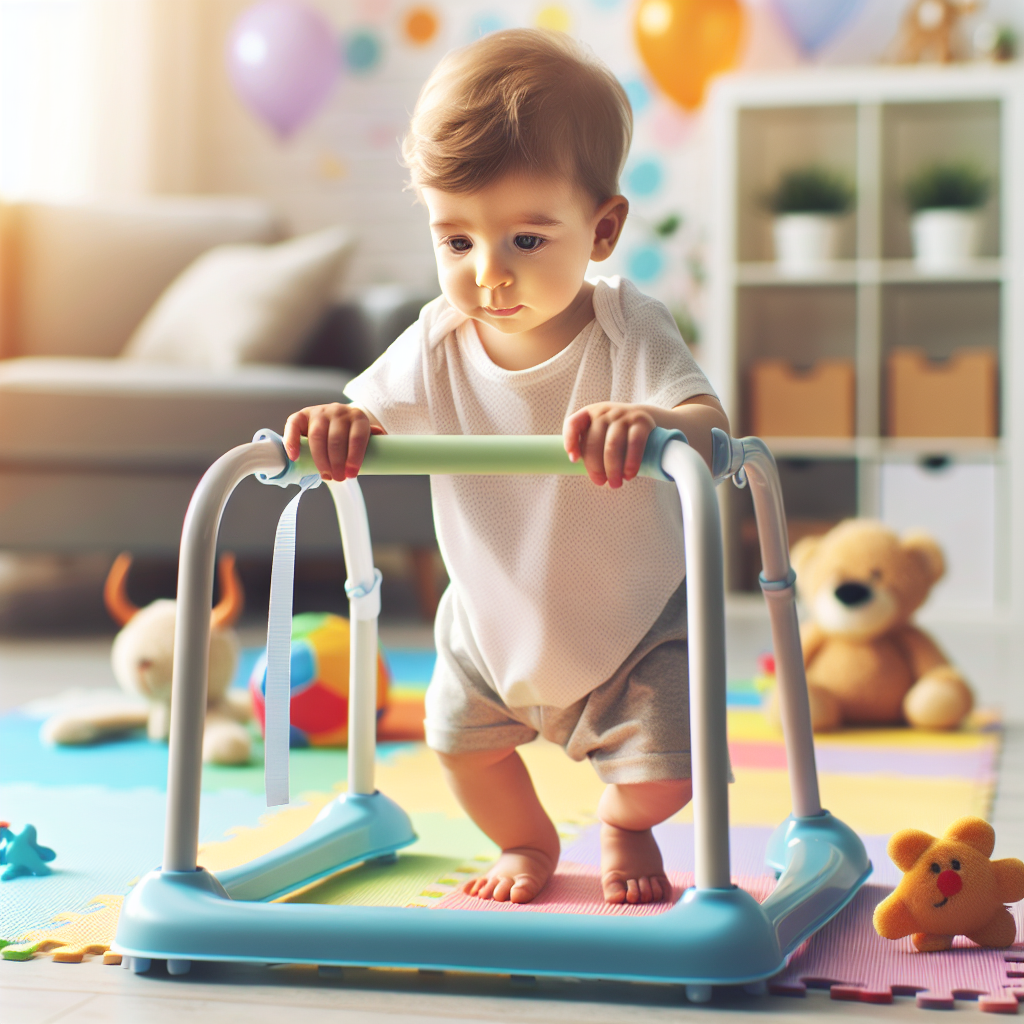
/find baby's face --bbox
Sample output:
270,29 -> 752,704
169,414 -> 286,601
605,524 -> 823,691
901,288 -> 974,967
423,173 -> 613,337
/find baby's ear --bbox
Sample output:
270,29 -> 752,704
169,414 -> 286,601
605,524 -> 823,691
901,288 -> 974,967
944,816 -> 995,857
887,828 -> 935,872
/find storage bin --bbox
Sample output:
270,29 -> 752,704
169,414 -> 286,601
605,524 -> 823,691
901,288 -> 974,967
748,359 -> 855,437
886,347 -> 997,437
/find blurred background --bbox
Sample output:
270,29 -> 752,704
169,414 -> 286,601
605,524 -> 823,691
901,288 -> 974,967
1,0 -> 1022,651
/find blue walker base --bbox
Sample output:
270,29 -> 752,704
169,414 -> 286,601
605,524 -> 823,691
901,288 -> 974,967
113,801 -> 870,989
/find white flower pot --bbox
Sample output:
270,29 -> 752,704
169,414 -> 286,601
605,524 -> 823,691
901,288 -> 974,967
772,214 -> 841,276
911,208 -> 981,271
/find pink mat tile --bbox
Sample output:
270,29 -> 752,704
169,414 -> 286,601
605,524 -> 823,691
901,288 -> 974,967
432,861 -> 776,915
772,884 -> 1024,1013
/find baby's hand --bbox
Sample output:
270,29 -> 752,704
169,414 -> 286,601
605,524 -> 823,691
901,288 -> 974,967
563,404 -> 656,489
283,403 -> 381,481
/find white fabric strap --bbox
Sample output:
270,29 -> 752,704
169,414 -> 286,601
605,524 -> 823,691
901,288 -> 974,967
264,472 -> 321,807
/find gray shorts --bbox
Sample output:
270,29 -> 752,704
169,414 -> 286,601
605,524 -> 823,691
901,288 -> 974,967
424,579 -> 691,785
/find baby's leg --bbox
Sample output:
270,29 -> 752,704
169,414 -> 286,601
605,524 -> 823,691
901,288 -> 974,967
437,747 -> 560,903
598,780 -> 692,904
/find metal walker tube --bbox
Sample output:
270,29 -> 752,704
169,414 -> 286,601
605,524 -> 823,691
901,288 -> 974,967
163,440 -> 287,873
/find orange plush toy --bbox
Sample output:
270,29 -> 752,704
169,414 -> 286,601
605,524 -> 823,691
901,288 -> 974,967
873,817 -> 1024,952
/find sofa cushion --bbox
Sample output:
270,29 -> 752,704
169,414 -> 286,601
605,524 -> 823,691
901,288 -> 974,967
122,226 -> 356,369
0,357 -> 351,468
1,197 -> 282,359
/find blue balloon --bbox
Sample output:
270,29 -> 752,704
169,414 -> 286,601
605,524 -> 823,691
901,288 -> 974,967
627,245 -> 664,283
772,0 -> 864,54
626,159 -> 663,198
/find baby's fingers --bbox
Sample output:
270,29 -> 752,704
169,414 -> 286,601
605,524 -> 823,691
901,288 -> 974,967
580,419 -> 610,487
563,409 -> 592,463
343,415 -> 372,478
283,410 -> 310,461
622,421 -> 652,482
602,420 -> 632,488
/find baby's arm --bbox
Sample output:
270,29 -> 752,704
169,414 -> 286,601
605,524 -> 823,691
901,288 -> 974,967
283,404 -> 385,481
563,395 -> 729,488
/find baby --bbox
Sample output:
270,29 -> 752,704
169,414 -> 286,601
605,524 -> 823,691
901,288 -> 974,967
284,29 -> 729,906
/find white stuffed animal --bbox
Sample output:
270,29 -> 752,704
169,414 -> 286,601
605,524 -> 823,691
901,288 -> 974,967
42,553 -> 252,765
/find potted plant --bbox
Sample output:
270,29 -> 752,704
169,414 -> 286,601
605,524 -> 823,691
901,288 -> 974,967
905,161 -> 992,271
767,166 -> 855,276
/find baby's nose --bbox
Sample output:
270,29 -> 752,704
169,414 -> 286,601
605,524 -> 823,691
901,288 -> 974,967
937,869 -> 962,897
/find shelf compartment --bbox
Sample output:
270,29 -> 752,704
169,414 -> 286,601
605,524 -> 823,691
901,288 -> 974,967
736,105 -> 858,264
737,286 -> 857,436
880,457 -> 996,610
881,100 -> 1001,262
881,280 -> 1001,438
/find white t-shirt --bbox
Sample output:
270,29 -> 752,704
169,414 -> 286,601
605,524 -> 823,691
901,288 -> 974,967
345,276 -> 715,709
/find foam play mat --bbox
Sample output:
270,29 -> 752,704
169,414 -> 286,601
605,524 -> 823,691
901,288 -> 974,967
2,647 -> 1020,1011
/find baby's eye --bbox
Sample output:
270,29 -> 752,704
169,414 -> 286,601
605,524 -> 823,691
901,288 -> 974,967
446,237 -> 472,253
514,234 -> 544,251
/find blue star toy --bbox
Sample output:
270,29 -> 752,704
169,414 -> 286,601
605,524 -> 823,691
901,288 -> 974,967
0,821 -> 56,880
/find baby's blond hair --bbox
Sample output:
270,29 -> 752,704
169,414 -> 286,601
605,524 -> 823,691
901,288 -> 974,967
402,29 -> 632,205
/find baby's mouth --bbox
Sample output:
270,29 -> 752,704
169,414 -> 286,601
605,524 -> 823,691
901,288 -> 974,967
485,304 -> 523,317
933,897 -> 949,908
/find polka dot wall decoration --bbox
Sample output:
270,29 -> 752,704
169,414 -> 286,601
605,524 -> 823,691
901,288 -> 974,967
316,152 -> 349,181
470,12 -> 506,38
650,103 -> 694,148
403,5 -> 440,45
345,29 -> 382,75
626,158 -> 664,198
627,244 -> 665,283
535,5 -> 572,32
622,77 -> 652,116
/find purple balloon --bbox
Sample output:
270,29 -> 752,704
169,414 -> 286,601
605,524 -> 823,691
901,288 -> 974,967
772,0 -> 864,54
227,1 -> 339,138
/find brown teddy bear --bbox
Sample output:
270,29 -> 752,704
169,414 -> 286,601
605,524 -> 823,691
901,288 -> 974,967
874,816 -> 1024,951
766,519 -> 973,732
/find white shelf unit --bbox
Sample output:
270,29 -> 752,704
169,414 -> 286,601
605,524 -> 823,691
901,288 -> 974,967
707,66 -> 1024,617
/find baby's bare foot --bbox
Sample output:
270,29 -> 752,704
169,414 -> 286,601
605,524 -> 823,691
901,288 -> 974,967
463,846 -> 557,904
600,822 -> 672,904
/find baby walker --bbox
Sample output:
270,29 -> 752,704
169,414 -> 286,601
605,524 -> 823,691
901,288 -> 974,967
113,427 -> 870,1000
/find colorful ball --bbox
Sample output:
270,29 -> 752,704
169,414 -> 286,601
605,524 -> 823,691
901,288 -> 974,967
250,612 -> 390,747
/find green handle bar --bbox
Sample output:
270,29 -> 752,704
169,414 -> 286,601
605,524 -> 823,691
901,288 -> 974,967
254,427 -> 688,485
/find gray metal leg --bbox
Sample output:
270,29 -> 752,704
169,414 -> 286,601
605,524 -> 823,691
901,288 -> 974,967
662,441 -> 732,890
164,440 -> 286,873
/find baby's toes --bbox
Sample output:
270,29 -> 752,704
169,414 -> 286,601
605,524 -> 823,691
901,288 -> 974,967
509,875 -> 542,904
462,876 -> 485,897
602,872 -> 628,904
490,875 -> 515,902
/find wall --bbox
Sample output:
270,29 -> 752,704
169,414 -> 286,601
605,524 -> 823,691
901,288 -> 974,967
190,0 -> 716,318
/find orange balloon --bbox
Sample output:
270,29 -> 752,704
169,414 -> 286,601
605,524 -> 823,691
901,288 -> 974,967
634,0 -> 746,112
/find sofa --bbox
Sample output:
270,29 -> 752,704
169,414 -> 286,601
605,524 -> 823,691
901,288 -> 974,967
0,197 -> 436,576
